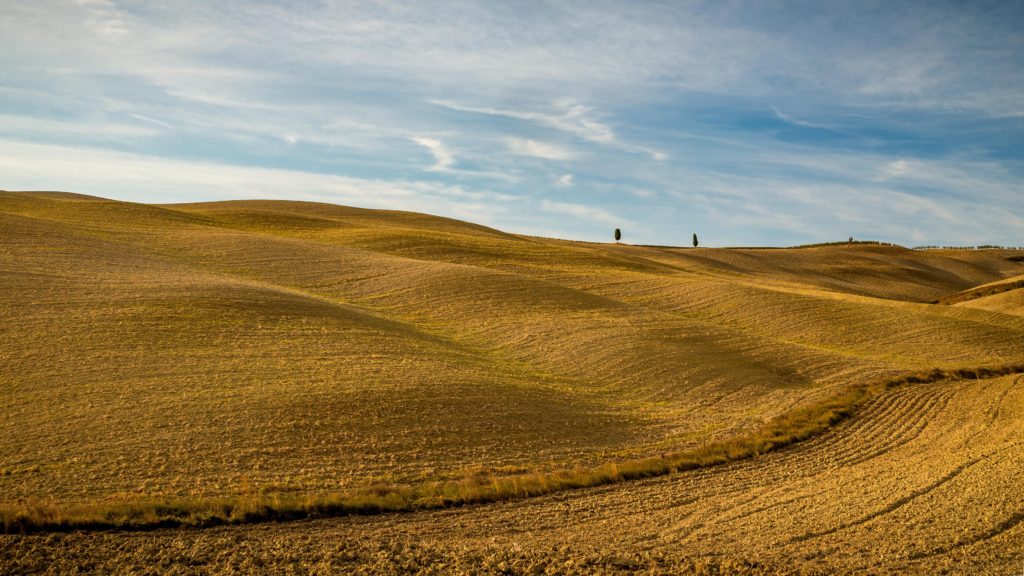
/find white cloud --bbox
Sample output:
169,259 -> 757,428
882,159 -> 909,177
126,113 -> 174,130
410,136 -> 455,171
433,99 -> 614,144
628,187 -> 656,198
539,199 -> 624,227
555,174 -> 574,188
0,114 -> 157,139
771,106 -> 833,130
505,138 -> 575,161
550,99 -> 615,143
407,136 -> 517,181
74,0 -> 129,40
433,99 -> 666,161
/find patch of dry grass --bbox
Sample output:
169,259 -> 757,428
934,278 -> 1024,305
5,363 -> 1021,533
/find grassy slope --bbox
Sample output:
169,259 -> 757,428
953,285 -> 1024,316
2,191 -> 1024,508
930,270 -> 1024,316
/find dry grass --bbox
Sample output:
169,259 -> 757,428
953,288 -> 1024,318
5,372 -> 1024,574
934,277 -> 1024,304
3,191 -> 1024,571
3,363 -> 1022,533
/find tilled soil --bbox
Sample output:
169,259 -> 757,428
4,375 -> 1022,575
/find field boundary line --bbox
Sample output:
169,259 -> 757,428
3,363 -> 1023,534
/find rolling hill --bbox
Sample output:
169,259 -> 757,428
2,190 -> 1023,574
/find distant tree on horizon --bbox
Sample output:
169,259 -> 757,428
692,233 -> 698,248
614,228 -> 621,242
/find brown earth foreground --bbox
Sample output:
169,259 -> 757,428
4,373 -> 1022,574
2,191 -> 1024,574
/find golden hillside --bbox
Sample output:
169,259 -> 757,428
945,273 -> 1024,317
3,191 -> 1024,574
2,191 -> 1023,504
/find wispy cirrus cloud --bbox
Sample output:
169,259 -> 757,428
505,138 -> 576,161
432,98 -> 666,160
431,99 -> 613,143
771,107 -> 834,130
881,159 -> 910,178
410,136 -> 456,172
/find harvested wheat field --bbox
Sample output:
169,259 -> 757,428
3,191 -> 1024,574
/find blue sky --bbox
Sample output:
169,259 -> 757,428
1,1 -> 1023,246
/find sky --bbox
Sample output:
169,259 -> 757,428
1,0 -> 1023,246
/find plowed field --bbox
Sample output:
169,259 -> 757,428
2,191 -> 1023,573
